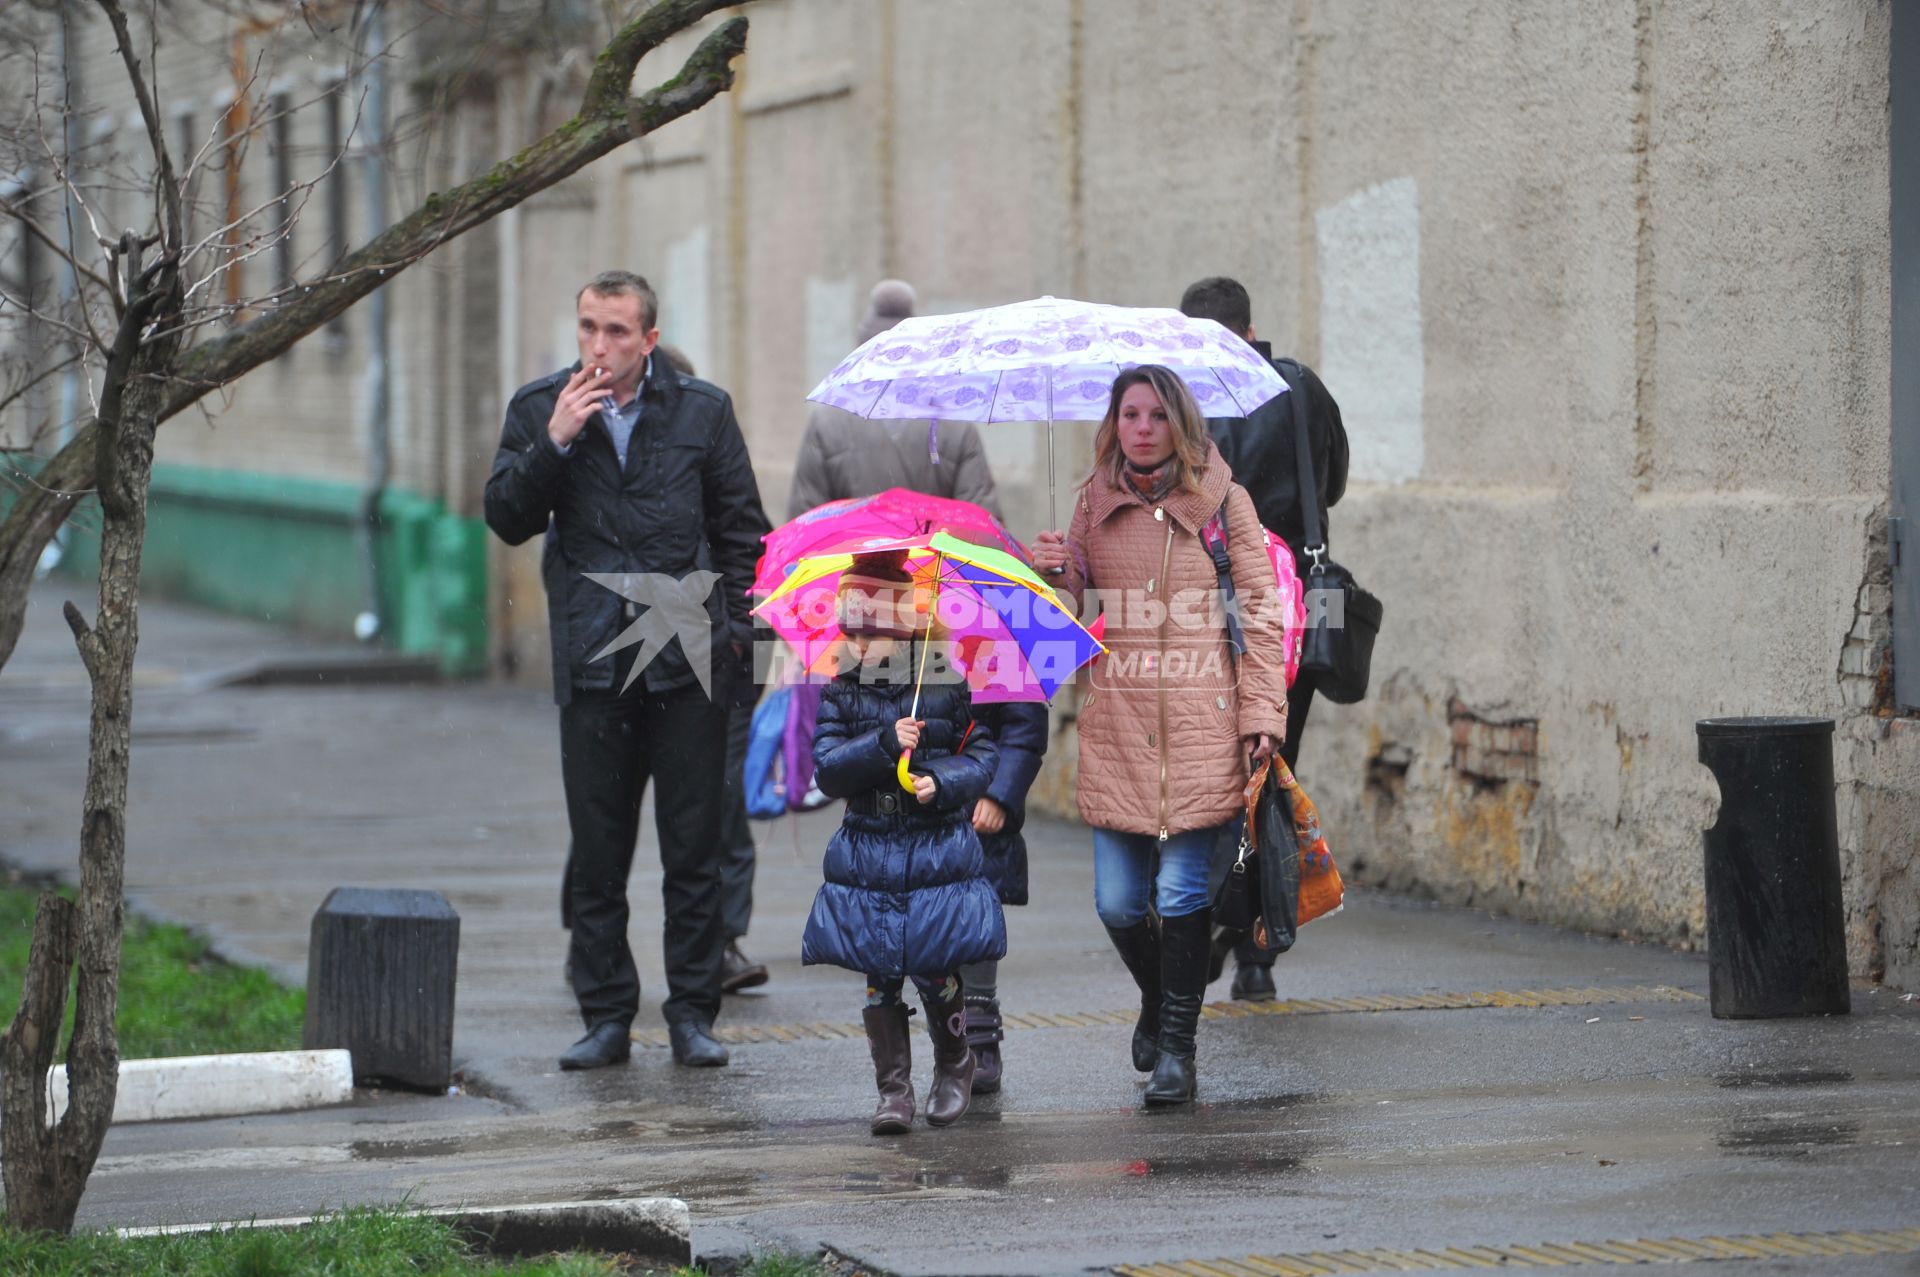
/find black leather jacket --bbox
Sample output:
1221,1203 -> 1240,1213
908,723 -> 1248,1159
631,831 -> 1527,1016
484,361 -> 771,705
1205,345 -> 1349,557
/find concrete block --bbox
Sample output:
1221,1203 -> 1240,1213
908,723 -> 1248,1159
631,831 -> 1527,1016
47,1049 -> 352,1124
1839,644 -> 1874,678
305,887 -> 460,1092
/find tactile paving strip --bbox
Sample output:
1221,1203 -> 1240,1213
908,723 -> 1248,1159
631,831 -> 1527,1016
1112,1227 -> 1920,1273
630,984 -> 1702,1049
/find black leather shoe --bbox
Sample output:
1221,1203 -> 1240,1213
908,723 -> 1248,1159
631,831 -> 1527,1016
1207,927 -> 1239,985
719,942 -> 769,994
1144,1049 -> 1197,1106
669,1019 -> 730,1067
1231,962 -> 1277,1002
559,1022 -> 631,1070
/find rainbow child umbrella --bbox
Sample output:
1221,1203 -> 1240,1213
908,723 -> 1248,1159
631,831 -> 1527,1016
754,531 -> 1103,707
754,532 -> 1104,793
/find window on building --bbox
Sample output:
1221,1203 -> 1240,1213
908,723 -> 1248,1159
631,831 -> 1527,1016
219,94 -> 245,310
7,179 -> 38,309
270,91 -> 294,296
174,109 -> 195,254
322,84 -> 348,346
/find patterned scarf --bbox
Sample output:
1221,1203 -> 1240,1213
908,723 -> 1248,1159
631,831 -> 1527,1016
1123,457 -> 1179,505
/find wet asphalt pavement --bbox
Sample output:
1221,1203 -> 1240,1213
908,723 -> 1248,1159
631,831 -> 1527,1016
2,587 -> 1917,1276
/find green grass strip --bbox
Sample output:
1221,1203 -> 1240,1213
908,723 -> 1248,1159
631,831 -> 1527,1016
0,883 -> 304,1059
0,1208 -> 623,1275
0,1207 -> 832,1276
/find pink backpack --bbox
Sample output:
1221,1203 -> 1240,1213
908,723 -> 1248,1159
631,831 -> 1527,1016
1199,502 -> 1306,687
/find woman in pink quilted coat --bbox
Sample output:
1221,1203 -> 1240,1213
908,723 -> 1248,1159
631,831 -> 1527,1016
1032,364 -> 1289,1106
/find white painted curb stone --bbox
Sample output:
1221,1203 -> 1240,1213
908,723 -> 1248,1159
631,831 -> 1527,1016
47,1048 -> 353,1123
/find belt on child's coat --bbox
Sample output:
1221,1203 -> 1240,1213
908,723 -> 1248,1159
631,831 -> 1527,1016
846,788 -> 906,816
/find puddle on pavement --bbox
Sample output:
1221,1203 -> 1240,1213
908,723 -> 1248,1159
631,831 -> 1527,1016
1121,1150 -> 1307,1177
909,1166 -> 1012,1190
583,1116 -> 758,1142
1713,1068 -> 1854,1089
1715,1118 -> 1861,1158
350,1129 -> 560,1161
1190,1090 -> 1328,1113
582,1170 -> 764,1204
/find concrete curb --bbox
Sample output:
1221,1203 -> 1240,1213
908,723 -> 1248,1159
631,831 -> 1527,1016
48,1049 -> 353,1123
197,653 -> 441,690
444,1198 -> 691,1264
118,1197 -> 692,1265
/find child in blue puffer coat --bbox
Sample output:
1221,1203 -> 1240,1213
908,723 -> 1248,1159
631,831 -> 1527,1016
800,553 -> 1006,1135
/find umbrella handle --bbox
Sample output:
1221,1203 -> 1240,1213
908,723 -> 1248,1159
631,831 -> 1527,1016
907,553 -> 943,720
1047,412 -> 1057,537
1043,412 -> 1066,575
899,554 -> 949,793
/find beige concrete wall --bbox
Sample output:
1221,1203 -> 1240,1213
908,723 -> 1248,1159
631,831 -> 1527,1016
10,2 -> 1912,984
596,0 -> 1905,984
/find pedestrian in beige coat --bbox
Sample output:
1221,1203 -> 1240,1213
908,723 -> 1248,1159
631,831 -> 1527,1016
787,280 -> 1002,522
1032,364 -> 1289,1106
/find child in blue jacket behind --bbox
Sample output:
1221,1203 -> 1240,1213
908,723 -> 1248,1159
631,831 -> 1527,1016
800,553 -> 1006,1134
957,696 -> 1049,1094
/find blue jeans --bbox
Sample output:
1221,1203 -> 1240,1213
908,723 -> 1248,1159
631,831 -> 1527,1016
1092,826 -> 1223,928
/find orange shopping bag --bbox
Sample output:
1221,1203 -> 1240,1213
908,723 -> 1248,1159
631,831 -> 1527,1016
1275,758 -> 1343,926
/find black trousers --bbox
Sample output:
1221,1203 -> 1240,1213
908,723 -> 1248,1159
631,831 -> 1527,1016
560,701 -> 756,941
716,701 -> 757,942
560,683 -> 728,1030
1211,674 -> 1317,971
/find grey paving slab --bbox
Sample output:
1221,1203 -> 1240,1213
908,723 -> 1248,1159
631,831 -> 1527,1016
2,585 -> 1916,1275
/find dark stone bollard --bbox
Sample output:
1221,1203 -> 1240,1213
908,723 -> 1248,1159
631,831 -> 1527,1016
304,887 -> 460,1090
1695,717 -> 1850,1019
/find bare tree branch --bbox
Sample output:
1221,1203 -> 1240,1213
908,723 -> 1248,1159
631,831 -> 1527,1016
0,0 -> 760,676
178,145 -> 343,309
163,7 -> 752,414
0,284 -> 109,353
96,0 -> 182,253
0,195 -> 117,298
0,348 -> 85,420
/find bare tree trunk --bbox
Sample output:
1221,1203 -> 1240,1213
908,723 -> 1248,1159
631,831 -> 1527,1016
0,0 -> 757,1232
0,892 -> 78,1229
0,1 -> 754,674
0,438 -> 93,671
0,239 -> 181,1232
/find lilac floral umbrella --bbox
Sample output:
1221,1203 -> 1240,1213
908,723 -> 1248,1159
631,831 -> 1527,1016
805,295 -> 1290,528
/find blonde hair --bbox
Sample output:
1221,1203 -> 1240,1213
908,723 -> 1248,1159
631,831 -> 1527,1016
1089,365 -> 1213,496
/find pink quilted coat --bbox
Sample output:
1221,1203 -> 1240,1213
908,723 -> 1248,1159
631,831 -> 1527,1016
1059,441 -> 1290,839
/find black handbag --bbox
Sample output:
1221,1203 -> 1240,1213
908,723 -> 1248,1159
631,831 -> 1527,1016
1287,372 -> 1383,704
1211,760 -> 1302,952
1214,825 -> 1261,932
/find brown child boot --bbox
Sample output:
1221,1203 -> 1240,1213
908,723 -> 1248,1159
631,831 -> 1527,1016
919,982 -> 975,1126
862,1004 -> 915,1135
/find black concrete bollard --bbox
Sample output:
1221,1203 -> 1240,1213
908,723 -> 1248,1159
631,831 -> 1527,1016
304,887 -> 460,1090
1695,717 -> 1850,1019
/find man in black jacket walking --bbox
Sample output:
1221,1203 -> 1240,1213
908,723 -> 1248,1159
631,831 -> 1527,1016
1179,276 -> 1349,1001
485,271 -> 771,1069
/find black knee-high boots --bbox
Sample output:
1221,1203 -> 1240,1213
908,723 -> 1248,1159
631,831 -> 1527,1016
1103,920 -> 1163,1073
1144,908 -> 1211,1106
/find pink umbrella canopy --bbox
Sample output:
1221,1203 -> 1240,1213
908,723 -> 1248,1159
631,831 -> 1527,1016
754,532 -> 1103,705
753,488 -> 1024,598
